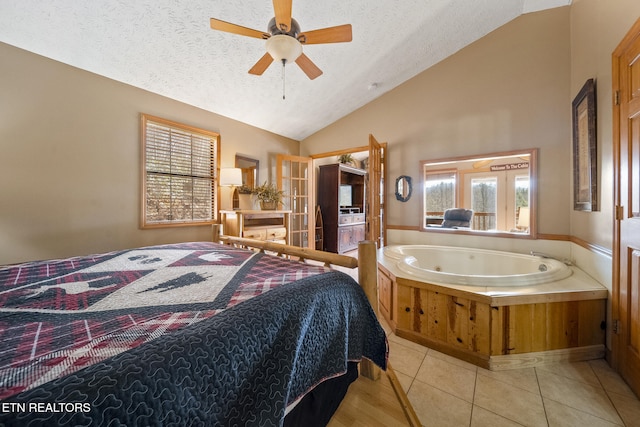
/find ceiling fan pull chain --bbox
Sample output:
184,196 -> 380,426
282,59 -> 286,100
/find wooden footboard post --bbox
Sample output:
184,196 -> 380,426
358,240 -> 381,380
357,240 -> 378,315
211,224 -> 220,243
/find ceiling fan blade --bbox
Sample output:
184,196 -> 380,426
249,53 -> 274,76
473,159 -> 493,169
210,18 -> 270,39
298,24 -> 352,44
272,0 -> 292,33
295,53 -> 323,80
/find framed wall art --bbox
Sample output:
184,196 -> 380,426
572,78 -> 598,211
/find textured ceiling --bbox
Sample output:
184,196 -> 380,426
0,0 -> 570,140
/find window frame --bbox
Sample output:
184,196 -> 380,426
140,114 -> 220,229
420,148 -> 537,238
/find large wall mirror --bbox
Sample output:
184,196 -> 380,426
421,148 -> 537,238
235,155 -> 259,190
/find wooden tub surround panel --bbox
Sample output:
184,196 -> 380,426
378,264 -> 607,370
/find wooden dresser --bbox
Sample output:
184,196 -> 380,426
220,210 -> 291,244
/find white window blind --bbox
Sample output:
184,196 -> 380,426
142,114 -> 219,227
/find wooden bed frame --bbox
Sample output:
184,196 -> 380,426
214,227 -> 420,426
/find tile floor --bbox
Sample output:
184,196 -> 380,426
380,319 -> 640,427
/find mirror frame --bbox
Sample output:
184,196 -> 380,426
420,148 -> 537,239
395,175 -> 413,202
235,154 -> 259,190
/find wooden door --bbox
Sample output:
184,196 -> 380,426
367,134 -> 384,248
277,154 -> 313,248
613,17 -> 640,396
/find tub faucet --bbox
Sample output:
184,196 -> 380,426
530,251 -> 572,266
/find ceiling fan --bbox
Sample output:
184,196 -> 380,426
210,0 -> 352,80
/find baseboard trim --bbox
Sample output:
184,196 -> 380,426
488,345 -> 606,371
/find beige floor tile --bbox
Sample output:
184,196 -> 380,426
536,361 -> 601,387
381,333 -> 640,427
408,379 -> 472,427
474,374 -> 547,427
387,331 -> 431,354
427,348 -> 478,373
608,390 -> 640,427
590,359 -> 638,398
536,369 -> 623,424
477,366 -> 540,394
393,367 -> 414,393
470,405 -> 526,427
388,339 -> 426,378
415,354 -> 477,402
544,397 -> 623,427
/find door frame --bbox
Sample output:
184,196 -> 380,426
309,142 -> 388,249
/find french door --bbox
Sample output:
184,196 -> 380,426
277,136 -> 385,249
277,154 -> 313,248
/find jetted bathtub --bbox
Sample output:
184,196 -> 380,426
378,244 -> 606,370
383,245 -> 572,286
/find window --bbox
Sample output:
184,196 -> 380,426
141,114 -> 220,228
463,171 -> 525,231
515,175 -> 530,212
424,170 -> 456,226
514,175 -> 530,230
471,177 -> 497,230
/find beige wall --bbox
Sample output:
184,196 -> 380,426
3,2 -> 639,264
301,7 -> 572,239
0,42 -> 298,264
569,0 -> 640,249
300,3 -> 640,253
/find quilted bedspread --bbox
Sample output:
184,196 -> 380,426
0,242 -> 387,426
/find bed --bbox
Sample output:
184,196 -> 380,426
0,236 -> 390,426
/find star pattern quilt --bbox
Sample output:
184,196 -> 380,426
0,242 -> 387,426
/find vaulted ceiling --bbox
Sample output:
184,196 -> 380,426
0,0 -> 571,140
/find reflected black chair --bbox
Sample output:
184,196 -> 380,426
440,208 -> 474,228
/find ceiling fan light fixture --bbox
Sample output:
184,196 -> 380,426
266,34 -> 302,64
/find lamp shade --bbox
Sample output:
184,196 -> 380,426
219,168 -> 243,186
266,34 -> 302,63
517,207 -> 530,228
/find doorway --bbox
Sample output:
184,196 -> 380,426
309,136 -> 387,251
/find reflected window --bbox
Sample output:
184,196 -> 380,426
424,170 -> 456,226
421,149 -> 536,237
471,177 -> 497,230
514,175 -> 530,231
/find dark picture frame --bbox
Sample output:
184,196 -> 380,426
572,78 -> 598,211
